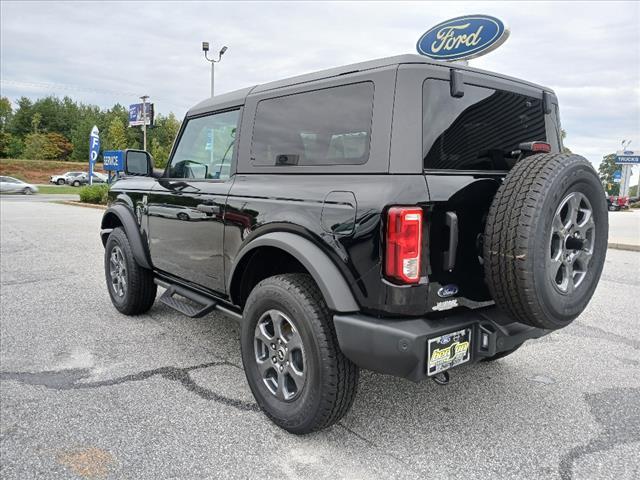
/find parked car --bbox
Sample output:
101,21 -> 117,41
607,195 -> 629,211
67,172 -> 107,186
100,54 -> 608,434
50,171 -> 85,185
0,176 -> 38,195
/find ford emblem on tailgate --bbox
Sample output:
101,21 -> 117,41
416,15 -> 509,62
438,284 -> 459,298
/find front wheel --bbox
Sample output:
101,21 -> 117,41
57,179 -> 65,185
241,274 -> 359,434
104,227 -> 157,315
73,180 -> 81,187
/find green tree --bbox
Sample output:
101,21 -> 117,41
5,134 -> 23,158
31,112 -> 42,133
104,117 -> 128,151
70,118 -> 95,161
21,133 -> 48,159
598,153 -> 620,195
0,97 -> 12,132
8,97 -> 33,137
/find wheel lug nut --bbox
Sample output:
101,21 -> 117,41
272,356 -> 277,363
278,339 -> 283,345
271,343 -> 276,349
279,365 -> 283,372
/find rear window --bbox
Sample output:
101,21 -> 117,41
251,82 -> 374,167
423,79 -> 546,171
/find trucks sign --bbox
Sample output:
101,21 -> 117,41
416,15 -> 510,61
615,150 -> 640,164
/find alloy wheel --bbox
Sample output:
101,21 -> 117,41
254,309 -> 306,401
109,245 -> 128,297
548,192 -> 595,294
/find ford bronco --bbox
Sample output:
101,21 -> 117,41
100,55 -> 608,434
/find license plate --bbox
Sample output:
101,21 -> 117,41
427,328 -> 472,376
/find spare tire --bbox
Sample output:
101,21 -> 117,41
483,153 -> 608,330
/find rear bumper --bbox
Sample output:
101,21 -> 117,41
333,307 -> 550,382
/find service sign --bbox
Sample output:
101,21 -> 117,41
417,15 -> 509,61
615,150 -> 640,164
103,150 -> 124,171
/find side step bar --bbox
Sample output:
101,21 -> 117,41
154,279 -> 242,320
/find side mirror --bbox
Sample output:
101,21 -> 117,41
124,149 -> 153,176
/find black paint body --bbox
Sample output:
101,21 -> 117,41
105,55 -> 561,318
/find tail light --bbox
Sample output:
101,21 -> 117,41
385,207 -> 423,284
518,141 -> 551,153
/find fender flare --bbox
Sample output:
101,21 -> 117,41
228,232 -> 359,312
100,204 -> 152,270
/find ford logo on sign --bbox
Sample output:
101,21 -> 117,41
438,284 -> 459,298
416,15 -> 509,61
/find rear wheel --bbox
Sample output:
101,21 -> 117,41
104,227 -> 157,315
240,274 -> 359,434
484,153 -> 608,330
22,188 -> 34,195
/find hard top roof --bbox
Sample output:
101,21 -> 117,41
187,54 -> 552,116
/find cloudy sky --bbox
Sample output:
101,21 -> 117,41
1,0 -> 639,179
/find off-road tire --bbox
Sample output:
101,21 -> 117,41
104,227 -> 157,315
241,273 -> 359,434
484,153 -> 608,330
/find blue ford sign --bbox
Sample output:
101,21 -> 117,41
89,125 -> 100,184
416,15 -> 509,61
103,150 -> 124,171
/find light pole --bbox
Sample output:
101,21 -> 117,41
202,42 -> 227,97
140,95 -> 149,151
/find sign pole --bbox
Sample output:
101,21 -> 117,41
140,95 -> 149,151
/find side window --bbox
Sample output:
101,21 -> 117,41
168,109 -> 239,179
251,82 -> 374,167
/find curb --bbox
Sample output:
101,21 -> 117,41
54,200 -> 107,210
608,243 -> 640,252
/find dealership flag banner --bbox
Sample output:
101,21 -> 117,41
89,126 -> 100,185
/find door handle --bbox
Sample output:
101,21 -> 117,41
196,203 -> 220,215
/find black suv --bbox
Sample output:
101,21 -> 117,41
100,55 -> 608,434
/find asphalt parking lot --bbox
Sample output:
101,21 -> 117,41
1,197 -> 639,480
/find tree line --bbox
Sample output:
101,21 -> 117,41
0,95 -> 181,168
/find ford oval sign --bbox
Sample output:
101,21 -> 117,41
416,15 -> 509,61
437,284 -> 459,298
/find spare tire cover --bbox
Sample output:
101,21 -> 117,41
483,153 -> 608,330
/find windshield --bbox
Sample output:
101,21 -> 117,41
423,79 -> 548,171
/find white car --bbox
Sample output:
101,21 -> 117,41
0,176 -> 39,195
50,171 -> 85,185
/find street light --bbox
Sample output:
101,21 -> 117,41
203,42 -> 228,97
